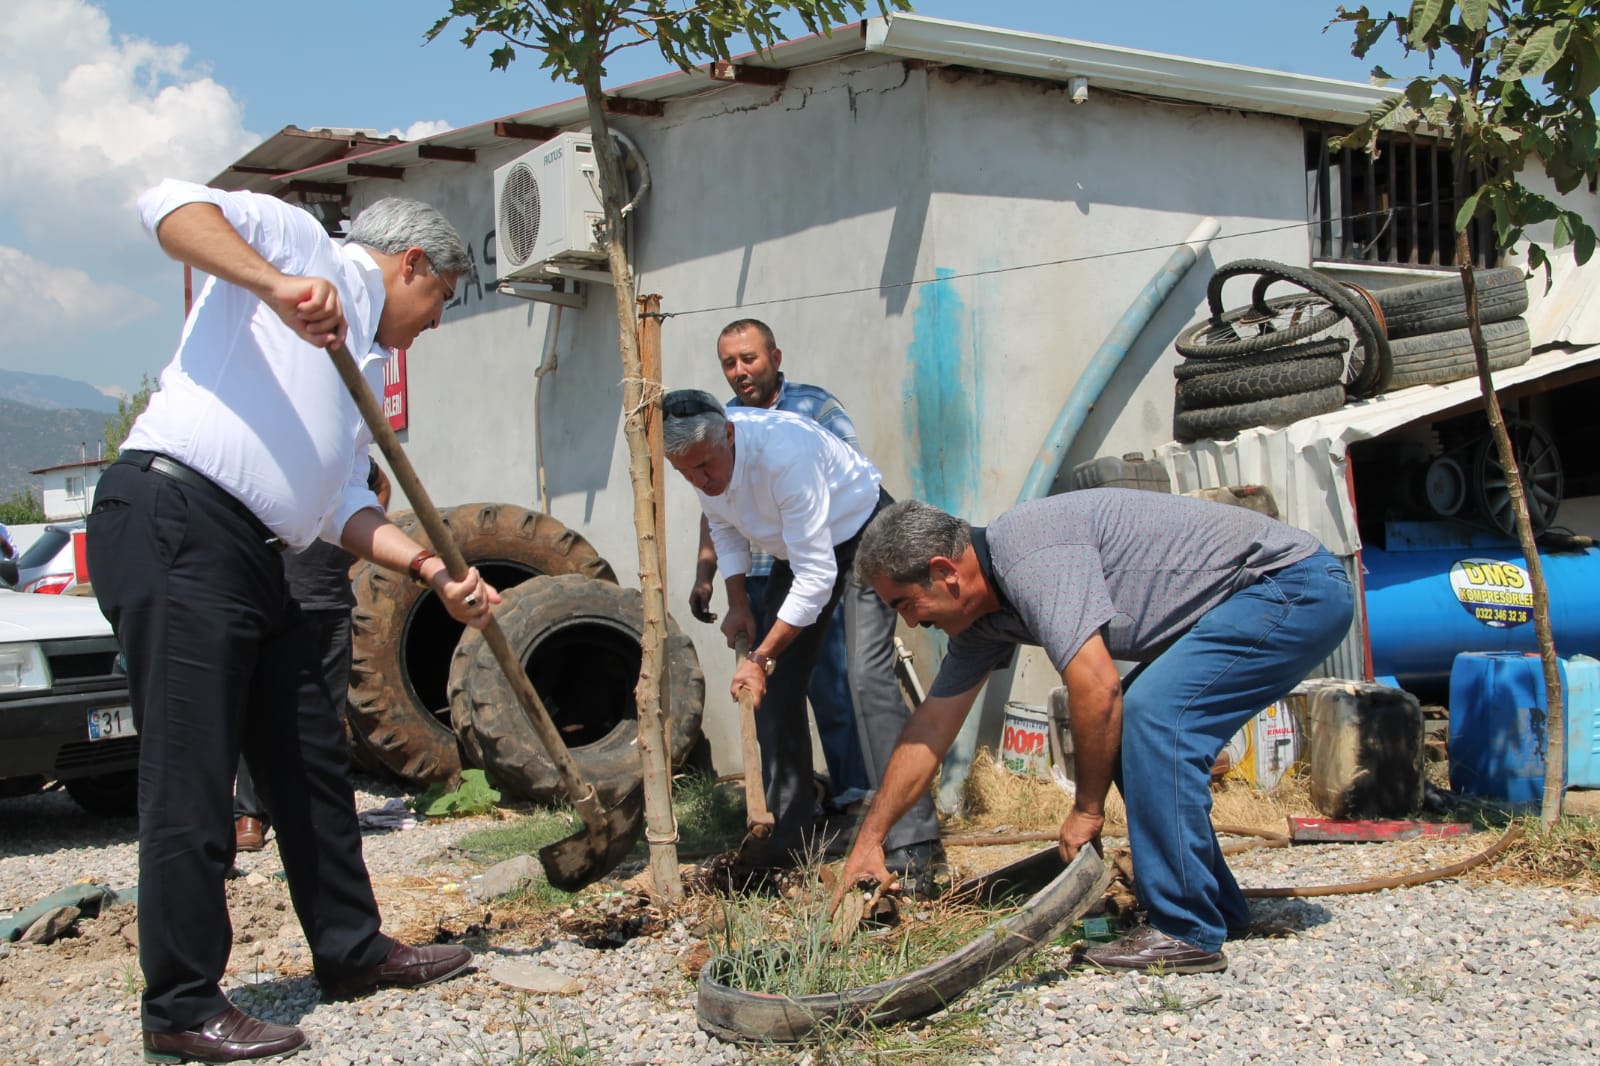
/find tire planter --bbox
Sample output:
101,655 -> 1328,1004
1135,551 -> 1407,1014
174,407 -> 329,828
448,574 -> 705,805
1174,384 -> 1346,442
1374,267 -> 1528,339
348,504 -> 617,785
1384,318 -> 1531,391
695,847 -> 1109,1044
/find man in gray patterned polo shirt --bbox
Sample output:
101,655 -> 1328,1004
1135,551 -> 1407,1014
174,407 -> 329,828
837,491 -> 1353,973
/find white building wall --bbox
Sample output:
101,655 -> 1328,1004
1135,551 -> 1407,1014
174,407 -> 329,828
348,55 -> 1336,769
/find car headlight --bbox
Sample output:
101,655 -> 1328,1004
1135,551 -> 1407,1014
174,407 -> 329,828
0,642 -> 51,692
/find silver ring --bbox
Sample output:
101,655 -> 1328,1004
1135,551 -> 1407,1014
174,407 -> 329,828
464,594 -> 478,608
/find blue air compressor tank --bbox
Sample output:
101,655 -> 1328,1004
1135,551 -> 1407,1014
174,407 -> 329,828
1364,544 -> 1600,689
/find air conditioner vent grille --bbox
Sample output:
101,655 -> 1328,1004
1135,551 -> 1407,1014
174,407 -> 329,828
500,162 -> 541,266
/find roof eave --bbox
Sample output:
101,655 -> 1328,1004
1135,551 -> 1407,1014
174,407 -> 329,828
866,13 -> 1394,124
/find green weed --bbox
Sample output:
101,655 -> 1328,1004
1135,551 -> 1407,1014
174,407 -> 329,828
410,768 -> 501,817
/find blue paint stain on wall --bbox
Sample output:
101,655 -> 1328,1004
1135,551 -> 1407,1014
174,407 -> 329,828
903,267 -> 982,516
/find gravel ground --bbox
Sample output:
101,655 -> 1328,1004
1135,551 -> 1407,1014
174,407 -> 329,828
3,777 -> 1598,1065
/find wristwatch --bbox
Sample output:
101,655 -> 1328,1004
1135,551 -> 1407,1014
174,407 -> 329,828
746,650 -> 776,676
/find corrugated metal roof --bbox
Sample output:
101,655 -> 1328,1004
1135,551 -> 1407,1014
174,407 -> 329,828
209,126 -> 405,193
261,13 -> 1393,193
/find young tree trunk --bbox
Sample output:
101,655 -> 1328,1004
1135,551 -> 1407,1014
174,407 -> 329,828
1454,232 -> 1566,825
582,76 -> 683,902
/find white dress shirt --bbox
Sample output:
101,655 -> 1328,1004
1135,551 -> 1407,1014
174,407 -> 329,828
125,180 -> 390,550
697,408 -> 882,628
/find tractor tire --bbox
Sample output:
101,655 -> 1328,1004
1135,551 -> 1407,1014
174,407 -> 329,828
1173,384 -> 1346,442
448,575 -> 705,805
1385,318 -> 1532,391
348,504 -> 617,786
1374,267 -> 1529,339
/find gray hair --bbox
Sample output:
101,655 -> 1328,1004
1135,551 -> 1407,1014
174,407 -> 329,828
855,499 -> 972,587
661,388 -> 728,456
347,198 -> 474,278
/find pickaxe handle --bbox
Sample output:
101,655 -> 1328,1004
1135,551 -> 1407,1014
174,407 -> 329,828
326,341 -> 608,835
732,634 -> 773,834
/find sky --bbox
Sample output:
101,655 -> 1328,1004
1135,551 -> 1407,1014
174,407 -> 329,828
0,0 -> 1423,395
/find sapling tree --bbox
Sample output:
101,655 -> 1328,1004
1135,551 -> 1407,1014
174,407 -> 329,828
428,0 -> 910,898
1334,0 -> 1599,824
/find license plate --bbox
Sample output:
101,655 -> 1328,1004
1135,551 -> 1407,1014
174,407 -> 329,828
87,706 -> 137,741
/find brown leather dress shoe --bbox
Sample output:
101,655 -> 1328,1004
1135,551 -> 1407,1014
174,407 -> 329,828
142,1004 -> 306,1063
1080,923 -> 1228,974
234,817 -> 266,853
320,941 -> 473,1001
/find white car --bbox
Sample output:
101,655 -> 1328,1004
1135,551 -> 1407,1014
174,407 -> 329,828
10,522 -> 85,594
0,577 -> 137,814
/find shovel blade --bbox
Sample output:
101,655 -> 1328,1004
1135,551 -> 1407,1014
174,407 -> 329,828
538,785 -> 646,893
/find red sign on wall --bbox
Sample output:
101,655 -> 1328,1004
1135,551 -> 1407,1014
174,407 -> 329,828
382,350 -> 408,431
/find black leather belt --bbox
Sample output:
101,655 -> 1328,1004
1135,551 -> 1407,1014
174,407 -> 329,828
117,449 -> 287,553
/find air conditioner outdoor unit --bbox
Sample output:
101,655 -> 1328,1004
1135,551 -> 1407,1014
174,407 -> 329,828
493,131 -> 606,282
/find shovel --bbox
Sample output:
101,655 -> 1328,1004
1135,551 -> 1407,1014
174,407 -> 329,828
730,635 -> 774,866
327,342 -> 643,892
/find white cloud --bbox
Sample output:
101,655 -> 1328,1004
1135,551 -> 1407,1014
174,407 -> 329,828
384,119 -> 456,141
0,0 -> 261,253
0,245 -> 159,353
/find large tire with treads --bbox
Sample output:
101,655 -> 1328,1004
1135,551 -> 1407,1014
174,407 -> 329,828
1173,384 -> 1346,442
1374,267 -> 1528,339
1174,337 -> 1347,407
448,575 -> 705,804
1385,318 -> 1532,390
348,504 -> 617,785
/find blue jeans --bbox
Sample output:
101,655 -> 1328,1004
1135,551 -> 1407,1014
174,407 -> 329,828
1117,549 -> 1353,952
746,575 -> 871,799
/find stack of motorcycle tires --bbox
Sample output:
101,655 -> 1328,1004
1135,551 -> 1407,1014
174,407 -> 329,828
1172,260 -> 1391,442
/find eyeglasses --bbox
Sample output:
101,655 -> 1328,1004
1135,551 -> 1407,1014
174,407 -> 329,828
423,257 -> 457,303
661,390 -> 724,419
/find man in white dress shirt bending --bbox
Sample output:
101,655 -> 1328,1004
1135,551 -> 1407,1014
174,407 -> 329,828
662,389 -> 943,891
89,181 -> 500,1063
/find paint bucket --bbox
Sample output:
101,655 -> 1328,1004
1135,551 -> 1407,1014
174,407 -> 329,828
1001,703 -> 1050,778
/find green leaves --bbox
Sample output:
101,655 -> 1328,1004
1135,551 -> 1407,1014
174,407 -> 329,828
427,1 -> 909,87
409,769 -> 502,817
1339,0 -> 1598,276
1408,0 -> 1448,40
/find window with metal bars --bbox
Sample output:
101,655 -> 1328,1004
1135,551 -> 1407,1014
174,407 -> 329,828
1305,126 -> 1498,269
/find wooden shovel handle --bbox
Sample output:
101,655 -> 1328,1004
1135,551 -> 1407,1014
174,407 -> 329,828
326,342 -> 608,833
732,635 -> 773,829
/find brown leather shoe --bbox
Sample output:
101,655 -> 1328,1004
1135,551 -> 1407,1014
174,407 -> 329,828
320,941 -> 473,1001
142,1005 -> 306,1063
234,817 -> 266,853
1080,923 -> 1228,974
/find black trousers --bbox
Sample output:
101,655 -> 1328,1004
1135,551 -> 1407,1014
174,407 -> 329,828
87,461 -> 391,1032
753,489 -> 940,860
235,610 -> 353,823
